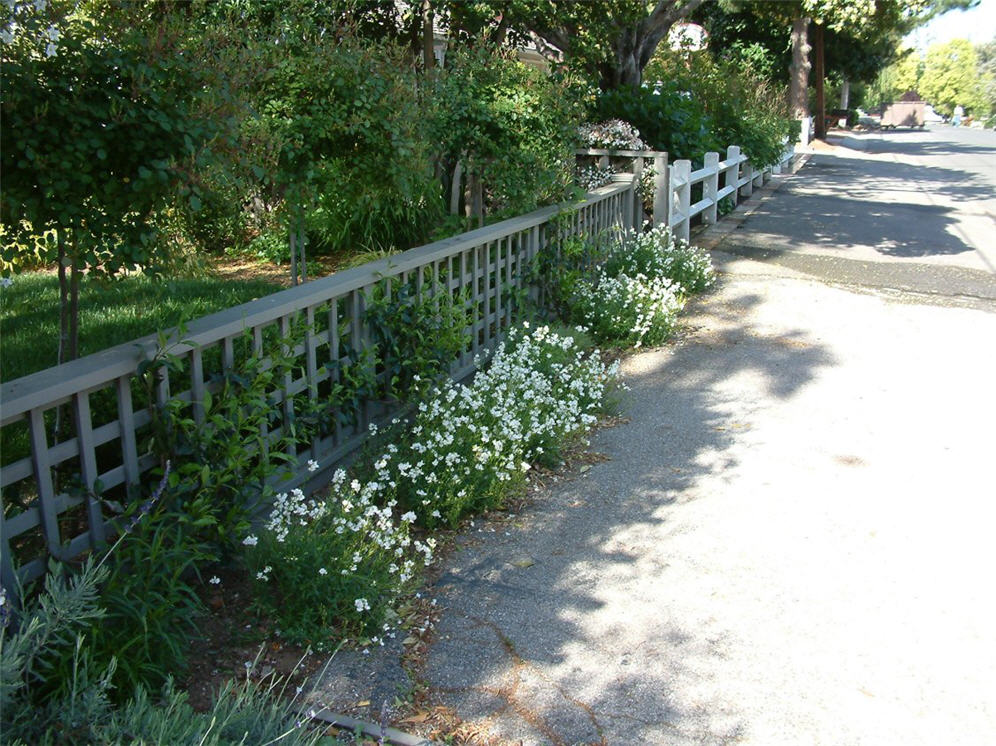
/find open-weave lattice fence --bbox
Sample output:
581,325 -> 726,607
0,178 -> 637,594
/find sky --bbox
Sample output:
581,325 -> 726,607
904,0 -> 996,50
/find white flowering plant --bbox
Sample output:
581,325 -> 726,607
241,323 -> 618,640
568,226 -> 714,348
387,323 -> 618,527
578,120 -> 650,151
243,481 -> 431,647
603,225 -> 715,295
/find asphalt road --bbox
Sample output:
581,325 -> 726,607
418,128 -> 996,744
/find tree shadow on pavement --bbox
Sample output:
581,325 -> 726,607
733,154 -> 990,259
423,286 -> 837,744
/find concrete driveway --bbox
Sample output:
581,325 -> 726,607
422,128 -> 996,744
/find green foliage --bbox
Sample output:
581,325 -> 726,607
866,48 -> 924,108
385,323 -> 616,528
642,48 -> 795,166
364,276 -> 472,402
593,84 -> 718,163
568,226 -> 714,348
0,2 -> 220,277
295,36 -> 443,255
0,557 -> 332,745
143,329 -> 312,554
920,38 -> 986,116
430,45 -> 584,219
75,501 -> 213,700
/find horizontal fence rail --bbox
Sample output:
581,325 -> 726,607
577,142 -> 796,243
668,143 -> 796,242
0,178 -> 637,593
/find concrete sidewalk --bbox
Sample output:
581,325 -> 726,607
419,133 -> 996,744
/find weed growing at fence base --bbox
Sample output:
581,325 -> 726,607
0,556 -> 336,745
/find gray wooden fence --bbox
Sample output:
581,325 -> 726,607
0,178 -> 637,593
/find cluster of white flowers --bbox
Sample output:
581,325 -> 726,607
576,273 -> 684,349
569,225 -> 715,348
578,120 -> 649,151
355,323 -> 619,526
577,164 -> 617,192
264,488 -> 329,543
612,225 -> 715,294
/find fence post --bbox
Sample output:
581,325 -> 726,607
669,159 -> 691,243
725,146 -> 741,206
739,157 -> 753,200
632,156 -> 644,229
652,151 -> 669,227
703,151 -> 720,225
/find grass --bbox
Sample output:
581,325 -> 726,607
0,271 -> 282,383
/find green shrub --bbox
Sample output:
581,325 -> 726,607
431,46 -> 585,221
572,273 -> 684,349
643,48 -> 795,167
363,275 -> 472,403
569,226 -> 714,348
144,329 -> 313,555
390,323 -> 618,527
603,226 -> 716,295
593,83 -> 719,162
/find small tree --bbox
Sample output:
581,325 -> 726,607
1,3 -> 218,367
920,38 -> 986,116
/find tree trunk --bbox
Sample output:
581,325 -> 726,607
814,22 -> 826,141
789,16 -> 812,119
289,227 -> 298,286
840,79 -> 850,109
602,28 -> 642,90
57,233 -> 69,369
450,160 -> 463,215
69,252 -> 80,362
421,0 -> 435,73
298,215 -> 307,283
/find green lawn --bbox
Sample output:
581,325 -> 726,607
0,272 -> 282,383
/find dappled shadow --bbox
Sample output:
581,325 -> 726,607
421,285 -> 837,743
733,153 -> 989,259
861,130 -> 996,158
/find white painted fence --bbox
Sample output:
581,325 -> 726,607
577,142 -> 797,242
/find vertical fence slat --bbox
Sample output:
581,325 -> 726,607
222,336 -> 235,372
28,409 -> 62,557
73,392 -> 105,548
328,299 -> 342,447
305,305 -> 319,457
0,508 -> 17,599
653,152 -> 669,226
703,152 -> 720,225
116,375 -> 141,491
190,347 -> 206,424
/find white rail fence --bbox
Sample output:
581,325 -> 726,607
577,142 -> 796,242
0,179 -> 637,593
